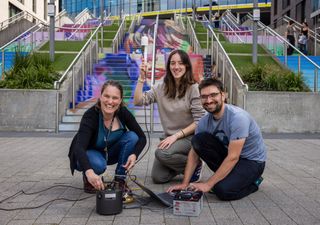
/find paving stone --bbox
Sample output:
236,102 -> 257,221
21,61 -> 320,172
113,216 -> 140,225
6,220 -> 36,225
0,136 -> 320,225
59,217 -> 87,225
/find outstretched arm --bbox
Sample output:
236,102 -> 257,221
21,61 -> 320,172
167,148 -> 200,192
133,61 -> 147,106
190,138 -> 245,192
158,122 -> 196,149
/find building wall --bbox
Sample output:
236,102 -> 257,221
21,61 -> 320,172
271,0 -> 313,29
0,0 -> 60,24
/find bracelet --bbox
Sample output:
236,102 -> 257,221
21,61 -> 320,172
138,78 -> 145,83
180,130 -> 185,138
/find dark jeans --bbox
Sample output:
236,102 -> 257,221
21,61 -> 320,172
76,131 -> 138,179
191,132 -> 265,201
287,35 -> 295,55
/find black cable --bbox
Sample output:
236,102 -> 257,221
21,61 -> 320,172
0,195 -> 94,211
135,97 -> 151,165
0,185 -> 92,211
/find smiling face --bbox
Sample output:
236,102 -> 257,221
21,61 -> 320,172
200,85 -> 225,115
169,53 -> 187,83
99,85 -> 122,117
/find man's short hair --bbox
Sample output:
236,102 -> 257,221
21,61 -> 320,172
199,78 -> 224,92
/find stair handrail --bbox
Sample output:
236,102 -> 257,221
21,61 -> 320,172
150,14 -> 159,132
1,23 -> 43,76
207,24 -> 248,107
128,14 -> 136,33
112,16 -> 127,53
66,18 -> 89,41
0,10 -> 47,32
74,8 -> 91,25
225,9 -> 239,26
137,13 -> 142,25
54,23 -> 101,109
270,15 -> 320,56
220,17 -> 245,43
0,11 -> 24,31
246,13 -> 320,92
186,16 -> 201,54
55,9 -> 67,28
178,14 -> 186,31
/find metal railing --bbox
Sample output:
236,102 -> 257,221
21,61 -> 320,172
207,23 -> 248,107
220,17 -> 245,43
74,8 -> 92,25
186,16 -> 201,54
66,18 -> 89,41
245,13 -> 320,92
0,11 -> 47,32
128,15 -> 137,33
282,15 -> 320,56
112,17 -> 127,53
54,23 -> 100,115
55,9 -> 67,28
0,23 -> 47,76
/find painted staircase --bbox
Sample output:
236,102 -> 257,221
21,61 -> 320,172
59,53 -> 163,132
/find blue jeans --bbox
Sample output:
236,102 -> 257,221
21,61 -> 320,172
192,132 -> 265,201
76,131 -> 138,178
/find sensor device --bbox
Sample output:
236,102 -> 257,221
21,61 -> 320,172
173,191 -> 203,217
96,188 -> 123,215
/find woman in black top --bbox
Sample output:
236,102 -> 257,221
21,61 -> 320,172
68,80 -> 146,193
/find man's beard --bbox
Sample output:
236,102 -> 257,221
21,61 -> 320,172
204,101 -> 222,114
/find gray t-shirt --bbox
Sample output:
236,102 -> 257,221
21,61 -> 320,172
196,104 -> 266,162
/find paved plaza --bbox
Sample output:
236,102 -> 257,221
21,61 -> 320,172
0,132 -> 319,225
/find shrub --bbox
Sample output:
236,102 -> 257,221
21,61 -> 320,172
241,64 -> 310,92
0,51 -> 60,89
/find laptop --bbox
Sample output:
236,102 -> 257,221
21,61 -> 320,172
131,179 -> 174,207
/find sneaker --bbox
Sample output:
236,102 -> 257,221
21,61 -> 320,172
190,161 -> 203,183
115,178 -> 134,204
83,174 -> 96,194
254,177 -> 264,187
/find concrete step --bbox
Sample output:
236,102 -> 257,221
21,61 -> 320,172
59,122 -> 163,132
62,113 -> 161,123
66,106 -> 157,116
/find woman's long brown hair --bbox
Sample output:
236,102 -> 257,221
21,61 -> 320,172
164,49 -> 195,99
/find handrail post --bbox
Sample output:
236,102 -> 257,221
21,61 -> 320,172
82,51 -> 85,89
315,68 -> 318,92
89,40 -> 93,75
72,66 -> 75,110
100,24 -> 103,53
298,55 -> 301,74
1,50 -> 4,77
56,91 -> 59,133
150,14 -> 159,133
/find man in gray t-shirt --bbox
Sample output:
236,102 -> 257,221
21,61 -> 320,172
168,78 -> 266,201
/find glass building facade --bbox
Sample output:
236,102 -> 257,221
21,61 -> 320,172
60,0 -> 271,17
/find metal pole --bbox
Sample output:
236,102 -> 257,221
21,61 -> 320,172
252,0 -> 259,64
49,0 -> 55,62
209,0 -> 212,26
100,0 -> 104,52
315,27 -> 318,56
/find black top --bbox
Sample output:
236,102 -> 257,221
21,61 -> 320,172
68,105 -> 147,175
301,28 -> 308,37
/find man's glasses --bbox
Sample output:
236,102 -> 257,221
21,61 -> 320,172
200,92 -> 221,101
